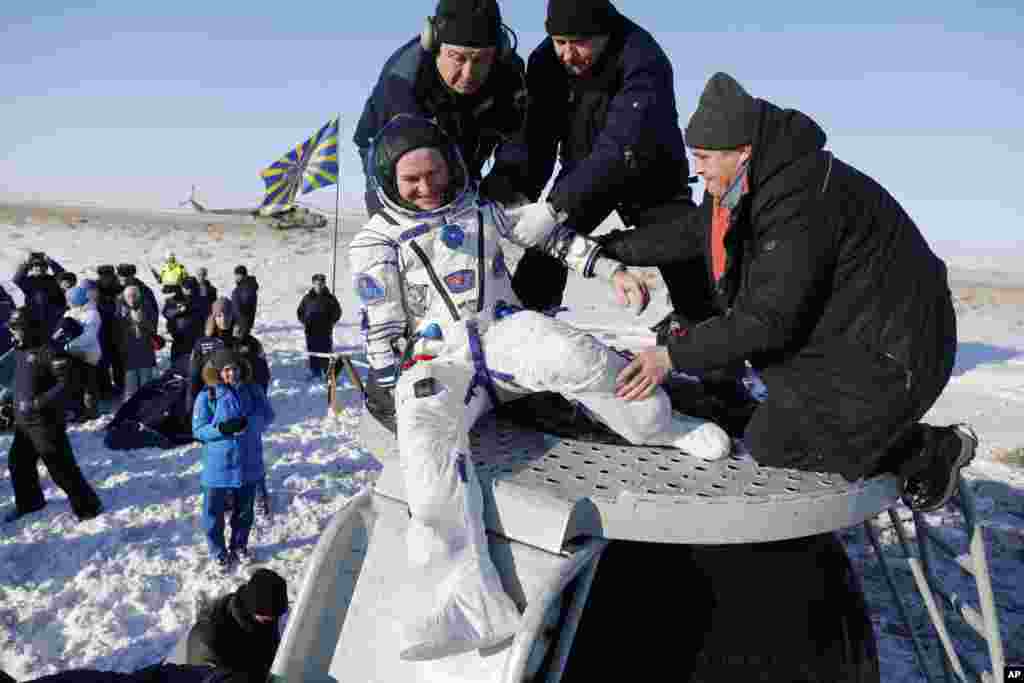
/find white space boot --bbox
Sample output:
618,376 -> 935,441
667,412 -> 733,461
400,551 -> 521,660
400,451 -> 521,661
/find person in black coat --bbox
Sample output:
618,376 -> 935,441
183,276 -> 212,323
2,308 -> 102,523
116,263 -> 160,325
353,0 -> 528,215
12,252 -> 67,335
186,569 -> 289,681
195,267 -> 218,306
507,0 -> 712,317
163,285 -> 203,371
229,267 -> 258,335
94,265 -> 123,398
296,273 -> 342,380
614,72 -> 970,509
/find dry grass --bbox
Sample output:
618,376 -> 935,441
953,284 -> 1024,306
992,446 -> 1024,468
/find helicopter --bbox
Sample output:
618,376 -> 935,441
182,186 -> 328,230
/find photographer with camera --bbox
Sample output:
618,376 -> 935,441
13,252 -> 67,335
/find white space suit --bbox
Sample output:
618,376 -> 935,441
350,117 -> 730,661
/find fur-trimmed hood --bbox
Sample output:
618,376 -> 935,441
201,350 -> 253,387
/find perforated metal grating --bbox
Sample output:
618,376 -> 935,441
464,415 -> 850,502
367,412 -> 863,503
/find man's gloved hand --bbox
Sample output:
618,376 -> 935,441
505,201 -> 567,245
218,416 -> 248,435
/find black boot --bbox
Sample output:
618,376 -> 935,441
901,424 -> 978,512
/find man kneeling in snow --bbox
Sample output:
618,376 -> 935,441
186,568 -> 289,681
349,114 -> 731,661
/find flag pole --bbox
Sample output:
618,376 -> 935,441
331,112 -> 344,294
330,113 -> 342,295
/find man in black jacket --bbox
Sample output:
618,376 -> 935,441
296,273 -> 342,381
3,308 -> 103,523
229,267 -> 258,335
614,73 -> 973,511
164,284 -> 203,372
186,569 -> 289,681
13,253 -> 67,335
354,0 -> 528,215
508,0 -> 713,317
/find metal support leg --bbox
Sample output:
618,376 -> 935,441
864,518 -> 936,682
872,475 -> 1007,683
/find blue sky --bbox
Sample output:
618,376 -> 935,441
1,1 -> 1021,246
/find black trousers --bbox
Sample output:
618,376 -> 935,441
562,534 -> 879,683
8,422 -> 101,518
305,330 -> 332,374
69,358 -> 100,409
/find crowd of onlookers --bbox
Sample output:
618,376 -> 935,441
0,252 -> 275,420
0,251 -> 349,683
1,251 -> 342,562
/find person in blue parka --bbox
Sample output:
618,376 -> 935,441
192,348 -> 274,568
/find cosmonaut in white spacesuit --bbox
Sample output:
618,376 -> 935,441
349,115 -> 731,661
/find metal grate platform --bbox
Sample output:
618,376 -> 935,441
362,411 -> 902,546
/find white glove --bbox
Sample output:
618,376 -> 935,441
504,201 -> 568,247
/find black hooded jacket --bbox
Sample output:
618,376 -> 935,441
602,100 -> 955,479
186,594 -> 280,681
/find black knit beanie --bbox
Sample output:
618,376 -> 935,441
545,0 -> 620,36
684,72 -> 759,150
237,568 -> 289,618
434,0 -> 501,48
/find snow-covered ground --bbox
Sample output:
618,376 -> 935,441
1,210 -> 1022,681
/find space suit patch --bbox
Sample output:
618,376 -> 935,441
493,250 -> 507,276
399,224 -> 431,242
355,273 -> 386,304
440,224 -> 465,249
444,269 -> 475,294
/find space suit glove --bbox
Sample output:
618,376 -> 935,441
504,201 -> 569,246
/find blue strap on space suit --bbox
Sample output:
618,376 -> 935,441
464,320 -> 513,407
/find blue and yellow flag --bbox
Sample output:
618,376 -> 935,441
259,117 -> 339,210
